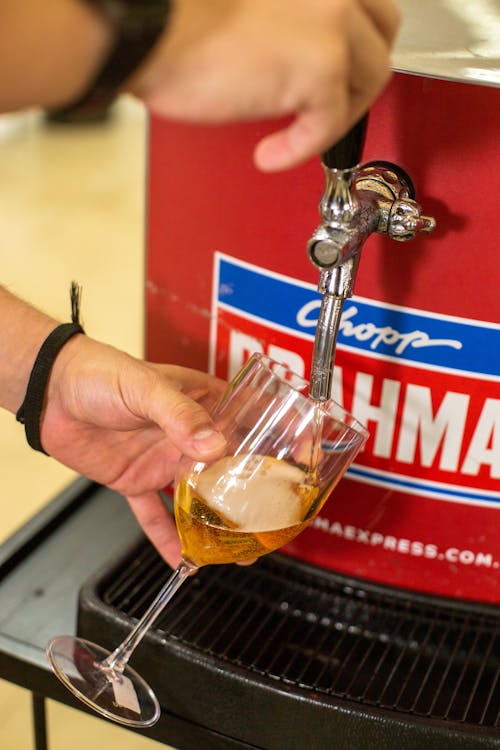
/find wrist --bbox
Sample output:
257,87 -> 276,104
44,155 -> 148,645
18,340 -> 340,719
46,0 -> 115,111
125,0 -> 211,103
0,288 -> 60,413
62,1 -> 115,103
52,0 -> 172,118
16,324 -> 85,454
45,331 -> 87,404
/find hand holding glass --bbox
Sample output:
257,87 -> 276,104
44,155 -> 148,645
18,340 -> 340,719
47,354 -> 367,727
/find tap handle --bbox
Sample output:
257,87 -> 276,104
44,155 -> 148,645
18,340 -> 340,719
321,114 -> 368,170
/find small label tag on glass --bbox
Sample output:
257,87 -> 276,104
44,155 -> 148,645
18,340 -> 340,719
112,674 -> 141,714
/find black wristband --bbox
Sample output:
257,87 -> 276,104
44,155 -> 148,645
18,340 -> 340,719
51,0 -> 172,120
16,283 -> 85,455
16,323 -> 85,455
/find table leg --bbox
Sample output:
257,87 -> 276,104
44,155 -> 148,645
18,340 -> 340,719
32,693 -> 48,750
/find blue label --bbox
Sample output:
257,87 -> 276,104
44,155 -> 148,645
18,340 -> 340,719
217,255 -> 500,378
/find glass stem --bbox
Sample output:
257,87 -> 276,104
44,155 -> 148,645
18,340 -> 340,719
102,559 -> 197,673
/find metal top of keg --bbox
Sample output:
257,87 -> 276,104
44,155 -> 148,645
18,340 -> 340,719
393,0 -> 500,87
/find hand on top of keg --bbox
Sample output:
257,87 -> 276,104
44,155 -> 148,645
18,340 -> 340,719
128,0 -> 400,171
1,0 -> 399,170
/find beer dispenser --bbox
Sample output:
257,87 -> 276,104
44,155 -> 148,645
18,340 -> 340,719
146,58 -> 500,604
66,11 -> 500,748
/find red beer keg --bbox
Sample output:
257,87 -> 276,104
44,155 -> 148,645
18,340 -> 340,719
146,6 -> 500,603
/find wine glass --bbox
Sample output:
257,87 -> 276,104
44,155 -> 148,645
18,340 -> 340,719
47,353 -> 368,727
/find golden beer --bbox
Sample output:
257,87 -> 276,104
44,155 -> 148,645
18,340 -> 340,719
174,454 -> 323,567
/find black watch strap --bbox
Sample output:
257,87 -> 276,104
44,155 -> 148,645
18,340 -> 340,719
52,0 -> 172,119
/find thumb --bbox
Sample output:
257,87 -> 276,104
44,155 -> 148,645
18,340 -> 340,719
253,93 -> 348,172
146,379 -> 227,461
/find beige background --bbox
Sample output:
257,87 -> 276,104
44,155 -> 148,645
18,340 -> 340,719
0,98 -> 168,749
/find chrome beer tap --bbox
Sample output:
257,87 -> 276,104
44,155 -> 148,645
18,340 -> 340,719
307,117 -> 436,402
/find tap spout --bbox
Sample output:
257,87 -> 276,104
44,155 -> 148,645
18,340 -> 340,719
307,163 -> 374,402
306,113 -> 436,404
310,294 -> 343,402
309,257 -> 359,401
307,156 -> 436,403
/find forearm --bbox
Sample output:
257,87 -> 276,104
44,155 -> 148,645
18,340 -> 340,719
0,0 -> 113,112
0,286 -> 60,414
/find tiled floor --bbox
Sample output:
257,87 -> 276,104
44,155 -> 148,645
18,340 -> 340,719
0,99 -> 167,748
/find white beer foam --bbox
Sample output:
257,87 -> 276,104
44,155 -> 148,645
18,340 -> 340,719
196,455 -> 306,532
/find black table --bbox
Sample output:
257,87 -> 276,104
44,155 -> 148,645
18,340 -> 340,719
0,479 -> 497,750
0,479 -> 254,750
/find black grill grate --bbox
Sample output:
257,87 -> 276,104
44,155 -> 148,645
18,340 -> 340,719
100,543 -> 499,729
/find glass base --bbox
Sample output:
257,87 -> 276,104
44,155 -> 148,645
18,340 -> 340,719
47,636 -> 160,728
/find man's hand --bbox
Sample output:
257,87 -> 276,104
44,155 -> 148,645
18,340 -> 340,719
1,0 -> 399,171
129,0 -> 400,171
42,333 -> 227,568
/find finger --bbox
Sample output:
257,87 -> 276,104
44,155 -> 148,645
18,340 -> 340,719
127,491 -> 182,568
253,87 -> 349,172
146,377 -> 227,460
